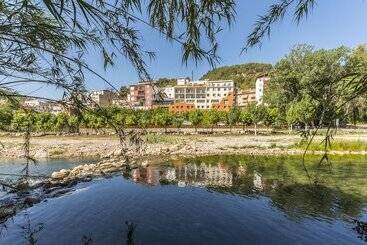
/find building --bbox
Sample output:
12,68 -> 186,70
212,93 -> 235,111
112,98 -> 129,108
161,87 -> 175,100
255,75 -> 270,104
236,89 -> 256,107
87,90 -> 116,107
22,99 -> 47,111
169,102 -> 194,113
127,81 -> 154,109
169,79 -> 235,113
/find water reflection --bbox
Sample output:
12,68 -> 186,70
0,155 -> 366,244
129,155 -> 367,221
131,163 -> 233,187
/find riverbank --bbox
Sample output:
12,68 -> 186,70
1,133 -> 367,160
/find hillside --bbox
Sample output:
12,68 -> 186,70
201,63 -> 272,89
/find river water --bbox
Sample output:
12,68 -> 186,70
0,155 -> 366,244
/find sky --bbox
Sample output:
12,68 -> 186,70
17,0 -> 367,99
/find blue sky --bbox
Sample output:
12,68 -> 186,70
21,0 -> 367,98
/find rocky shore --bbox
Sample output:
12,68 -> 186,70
1,134 -> 367,161
0,156 -> 135,223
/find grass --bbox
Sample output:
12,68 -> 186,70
143,134 -> 182,144
292,140 -> 367,152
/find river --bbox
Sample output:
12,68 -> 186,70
0,155 -> 366,244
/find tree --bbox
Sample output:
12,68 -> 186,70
202,110 -> 220,133
0,102 -> 14,131
137,110 -> 152,129
286,96 -> 319,131
265,45 -> 367,128
151,109 -> 173,132
125,114 -> 137,128
188,110 -> 203,133
227,107 -> 241,132
35,112 -> 54,133
11,110 -> 35,132
240,107 -> 253,131
68,115 -> 81,133
248,104 -> 266,135
0,0 -> 236,102
172,116 -> 184,132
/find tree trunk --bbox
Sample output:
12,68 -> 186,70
254,123 -> 257,136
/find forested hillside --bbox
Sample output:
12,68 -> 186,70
201,63 -> 272,89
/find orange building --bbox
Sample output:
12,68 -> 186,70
236,89 -> 256,107
169,102 -> 195,113
212,93 -> 235,111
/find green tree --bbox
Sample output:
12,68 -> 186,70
137,110 -> 152,128
240,107 -> 253,131
172,116 -> 184,131
125,114 -> 137,128
151,109 -> 173,132
188,110 -> 203,133
202,110 -> 220,133
227,107 -> 241,131
248,104 -> 266,135
0,103 -> 14,130
35,112 -> 54,133
11,110 -> 35,132
286,97 -> 319,131
68,115 -> 81,133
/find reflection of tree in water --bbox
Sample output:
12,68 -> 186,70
353,219 -> 367,242
19,213 -> 43,245
125,221 -> 137,245
270,183 -> 364,219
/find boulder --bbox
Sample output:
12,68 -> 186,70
51,169 -> 70,179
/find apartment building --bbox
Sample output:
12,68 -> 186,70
170,79 -> 235,113
127,81 -> 154,109
87,90 -> 116,107
23,99 -> 48,111
236,89 -> 257,107
255,75 -> 270,104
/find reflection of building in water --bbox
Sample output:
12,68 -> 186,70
175,164 -> 232,187
164,168 -> 176,181
131,164 -> 233,187
253,171 -> 263,190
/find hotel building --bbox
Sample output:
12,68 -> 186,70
169,79 -> 235,113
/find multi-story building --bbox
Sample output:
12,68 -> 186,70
23,99 -> 48,111
88,90 -> 116,107
255,75 -> 270,104
161,87 -> 175,100
127,81 -> 154,109
236,89 -> 257,107
169,79 -> 235,113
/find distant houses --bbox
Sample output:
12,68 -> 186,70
9,75 -> 269,113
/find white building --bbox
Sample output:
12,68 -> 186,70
255,76 -> 270,104
161,87 -> 175,99
174,79 -> 234,109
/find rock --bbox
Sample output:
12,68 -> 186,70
113,148 -> 122,156
141,160 -> 149,167
23,196 -> 41,207
51,169 -> 70,179
0,205 -> 16,220
34,149 -> 48,159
